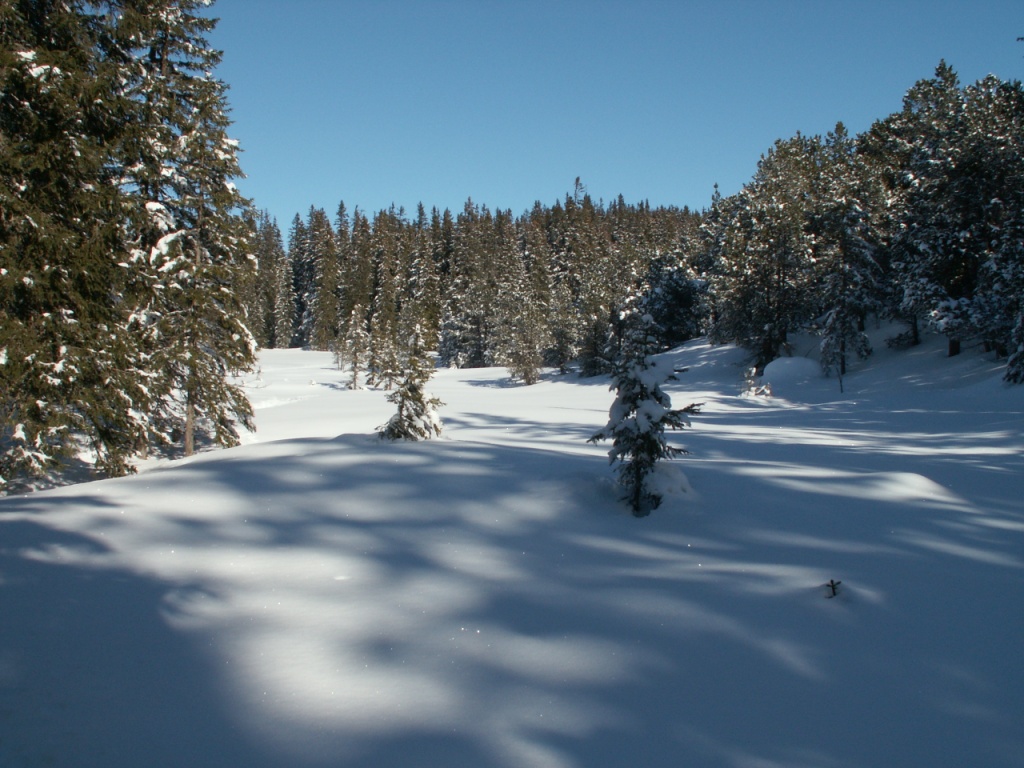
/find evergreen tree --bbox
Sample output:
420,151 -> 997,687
270,223 -> 295,348
883,63 -> 976,356
247,211 -> 286,348
1,0 -> 153,481
959,75 -> 1024,376
287,213 -> 310,346
497,217 -> 549,385
366,208 -> 403,388
707,135 -> 821,368
439,199 -> 499,368
589,310 -> 700,517
338,303 -> 369,389
812,123 -> 881,380
305,207 -> 340,351
118,0 -> 256,457
405,202 -> 442,339
378,326 -> 443,441
343,208 -> 374,332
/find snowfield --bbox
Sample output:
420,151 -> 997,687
1,333 -> 1022,768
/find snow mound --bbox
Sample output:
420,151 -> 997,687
762,355 -> 820,397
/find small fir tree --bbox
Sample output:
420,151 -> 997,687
589,310 -> 700,516
338,304 -> 370,389
378,327 -> 443,441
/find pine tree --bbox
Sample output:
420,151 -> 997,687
1,0 -> 153,482
885,63 -> 975,357
588,310 -> 700,517
707,135 -> 821,368
118,0 -> 256,457
812,123 -> 881,380
271,225 -> 295,348
249,215 -> 290,350
439,199 -> 498,368
366,208 -> 403,388
960,75 -> 1024,378
305,207 -> 340,351
343,208 -> 374,333
287,213 -> 310,346
338,304 -> 370,389
378,326 -> 443,441
497,218 -> 549,385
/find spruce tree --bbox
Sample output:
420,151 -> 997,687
706,135 -> 821,368
366,209 -> 403,388
496,222 -> 549,385
1,0 -> 153,481
812,123 -> 881,380
270,223 -> 295,348
287,213 -> 310,346
117,0 -> 256,457
249,211 -> 287,348
378,326 -> 443,441
305,207 -> 340,351
589,309 -> 700,517
338,304 -> 370,389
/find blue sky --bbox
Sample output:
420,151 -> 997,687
208,1 -> 1023,229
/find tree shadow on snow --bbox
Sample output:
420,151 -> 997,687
1,418 -> 1022,768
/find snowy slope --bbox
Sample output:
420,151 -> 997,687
1,335 -> 1022,768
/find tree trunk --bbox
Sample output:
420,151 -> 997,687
184,394 -> 195,456
948,338 -> 961,357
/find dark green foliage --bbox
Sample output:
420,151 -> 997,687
378,327 -> 443,441
1,0 -> 150,482
588,311 -> 701,516
1,0 -> 256,486
117,0 -> 256,457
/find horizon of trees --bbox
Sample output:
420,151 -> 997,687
246,60 -> 1024,391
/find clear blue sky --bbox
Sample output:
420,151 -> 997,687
208,1 -> 1023,228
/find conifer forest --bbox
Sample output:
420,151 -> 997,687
3,0 -> 1024,488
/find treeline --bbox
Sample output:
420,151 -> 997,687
245,62 -> 1024,389
241,181 -> 703,387
704,62 -> 1024,380
1,0 -> 255,487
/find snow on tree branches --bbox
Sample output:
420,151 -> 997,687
589,311 -> 701,517
378,327 -> 444,441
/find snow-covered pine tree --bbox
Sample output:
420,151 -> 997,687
439,199 -> 498,368
378,326 -> 443,441
118,0 -> 256,457
495,221 -> 549,385
271,224 -> 296,348
588,309 -> 700,517
812,123 -> 881,380
1,0 -> 155,482
407,202 -> 442,338
287,213 -> 310,347
705,135 -> 821,369
305,207 -> 340,351
885,63 -> 974,358
960,75 -> 1024,380
366,208 -> 403,388
245,211 -> 286,348
342,208 -> 374,339
337,303 -> 369,388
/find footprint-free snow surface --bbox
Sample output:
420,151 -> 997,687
2,335 -> 1022,767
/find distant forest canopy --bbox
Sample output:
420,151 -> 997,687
2,0 -> 1022,488
247,61 -> 1024,387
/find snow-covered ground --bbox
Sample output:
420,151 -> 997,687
1,331 -> 1022,768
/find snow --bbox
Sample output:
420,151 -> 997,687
762,354 -> 822,397
1,334 -> 1023,767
